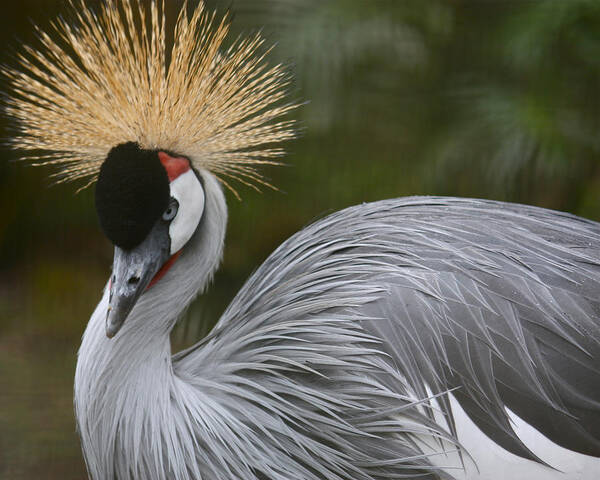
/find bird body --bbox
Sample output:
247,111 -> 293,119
75,191 -> 600,479
4,1 -> 600,479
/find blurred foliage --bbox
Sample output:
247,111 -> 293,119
1,0 -> 599,478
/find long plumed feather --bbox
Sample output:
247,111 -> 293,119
2,0 -> 297,193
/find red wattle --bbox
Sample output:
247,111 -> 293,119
147,251 -> 181,290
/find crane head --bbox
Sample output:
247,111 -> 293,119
4,0 -> 298,333
96,142 -> 205,338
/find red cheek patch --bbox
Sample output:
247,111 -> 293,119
158,151 -> 191,182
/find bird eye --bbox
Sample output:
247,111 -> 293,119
162,198 -> 179,221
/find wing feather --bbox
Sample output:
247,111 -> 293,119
176,196 -> 600,476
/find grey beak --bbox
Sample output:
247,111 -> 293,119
106,221 -> 171,338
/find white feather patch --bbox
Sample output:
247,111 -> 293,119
169,170 -> 205,254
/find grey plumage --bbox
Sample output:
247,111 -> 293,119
179,196 -> 600,469
75,190 -> 599,479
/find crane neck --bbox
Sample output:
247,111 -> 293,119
74,171 -> 227,479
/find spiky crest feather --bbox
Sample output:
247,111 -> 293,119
3,0 -> 297,195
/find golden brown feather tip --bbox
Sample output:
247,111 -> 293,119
2,0 -> 298,195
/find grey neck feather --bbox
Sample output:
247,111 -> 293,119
74,170 -> 227,480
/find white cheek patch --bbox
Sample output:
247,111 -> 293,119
168,170 -> 205,254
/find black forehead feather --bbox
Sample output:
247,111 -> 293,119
95,142 -> 170,250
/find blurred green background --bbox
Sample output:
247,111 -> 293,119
1,0 -> 599,478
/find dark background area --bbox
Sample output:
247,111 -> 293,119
1,0 -> 599,478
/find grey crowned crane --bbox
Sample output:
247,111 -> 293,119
4,0 -> 600,479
